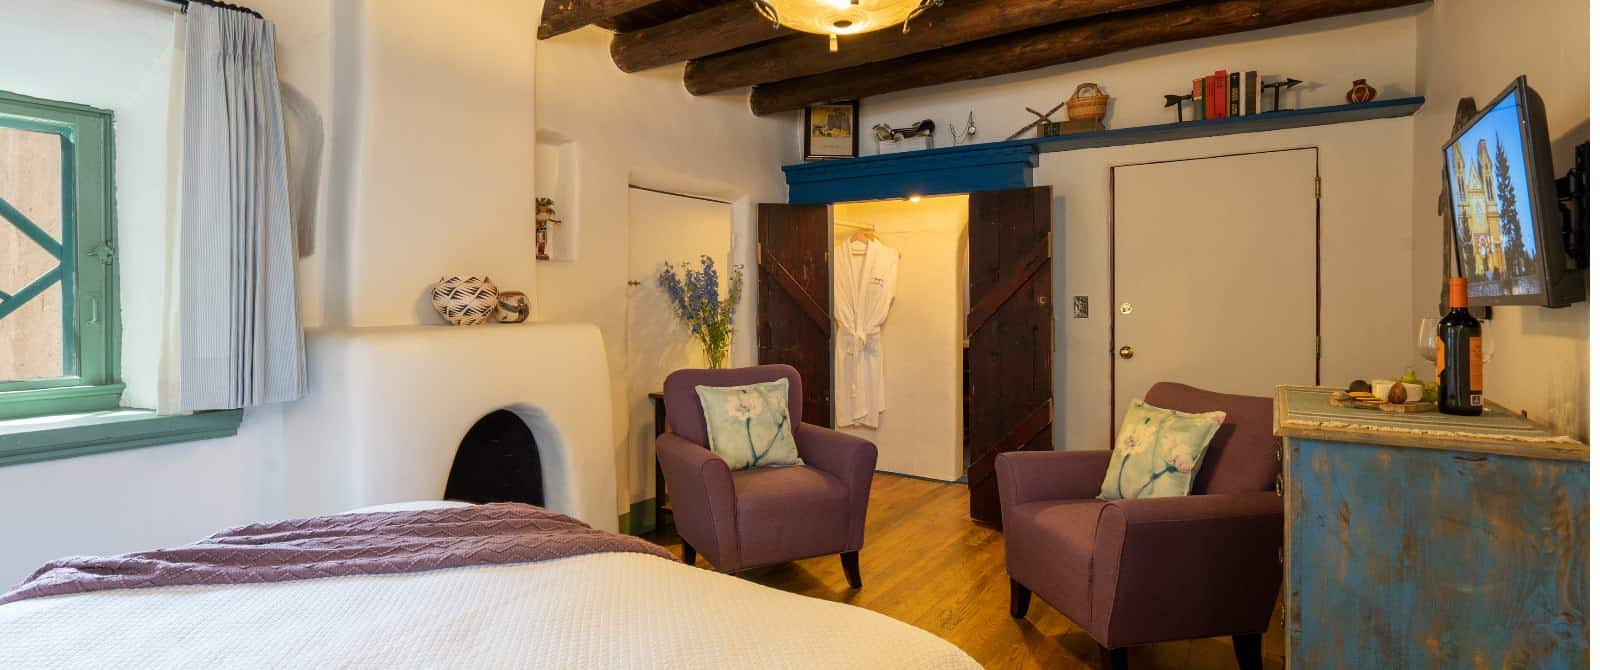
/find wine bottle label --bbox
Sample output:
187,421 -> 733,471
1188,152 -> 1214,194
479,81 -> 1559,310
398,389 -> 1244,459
1468,336 -> 1483,390
1436,336 -> 1445,376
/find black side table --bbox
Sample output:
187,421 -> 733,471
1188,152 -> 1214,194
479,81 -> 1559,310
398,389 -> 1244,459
649,392 -> 671,530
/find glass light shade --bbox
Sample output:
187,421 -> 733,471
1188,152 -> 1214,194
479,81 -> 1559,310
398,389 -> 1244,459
754,0 -> 934,37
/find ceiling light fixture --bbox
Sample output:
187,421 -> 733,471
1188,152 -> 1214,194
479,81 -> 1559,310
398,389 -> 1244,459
753,0 -> 942,53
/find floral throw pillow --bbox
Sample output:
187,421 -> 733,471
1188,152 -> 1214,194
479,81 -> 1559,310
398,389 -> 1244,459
1099,400 -> 1226,500
695,379 -> 804,471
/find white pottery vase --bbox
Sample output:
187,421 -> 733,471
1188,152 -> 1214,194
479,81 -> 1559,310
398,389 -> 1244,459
432,275 -> 499,325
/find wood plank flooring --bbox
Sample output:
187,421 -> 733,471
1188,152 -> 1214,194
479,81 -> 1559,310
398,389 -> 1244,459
648,473 -> 1285,669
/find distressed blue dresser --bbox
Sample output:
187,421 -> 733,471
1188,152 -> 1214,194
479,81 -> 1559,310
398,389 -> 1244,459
1274,386 -> 1589,668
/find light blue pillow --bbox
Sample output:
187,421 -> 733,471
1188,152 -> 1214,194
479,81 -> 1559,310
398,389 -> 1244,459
1099,400 -> 1226,500
695,379 -> 804,470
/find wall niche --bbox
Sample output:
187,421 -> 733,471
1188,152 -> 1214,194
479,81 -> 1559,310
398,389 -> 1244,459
535,129 -> 579,262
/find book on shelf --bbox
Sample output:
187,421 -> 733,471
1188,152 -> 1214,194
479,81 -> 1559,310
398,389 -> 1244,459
1228,71 -> 1241,117
1193,77 -> 1206,120
1244,70 -> 1259,115
1037,119 -> 1105,137
1209,70 -> 1227,119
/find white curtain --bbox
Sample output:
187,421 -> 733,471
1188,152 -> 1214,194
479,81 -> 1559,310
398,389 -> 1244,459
170,3 -> 305,411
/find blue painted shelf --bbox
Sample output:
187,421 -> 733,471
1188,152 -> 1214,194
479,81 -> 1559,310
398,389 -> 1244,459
784,97 -> 1424,205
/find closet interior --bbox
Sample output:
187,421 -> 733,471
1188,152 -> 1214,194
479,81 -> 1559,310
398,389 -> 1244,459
831,195 -> 968,482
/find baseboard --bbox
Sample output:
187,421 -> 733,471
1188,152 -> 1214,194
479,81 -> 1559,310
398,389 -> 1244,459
616,498 -> 657,536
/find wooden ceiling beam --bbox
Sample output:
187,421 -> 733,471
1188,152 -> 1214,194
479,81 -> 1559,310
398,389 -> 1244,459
749,0 -> 1427,115
539,0 -> 661,40
611,1 -> 790,73
684,0 -> 1184,95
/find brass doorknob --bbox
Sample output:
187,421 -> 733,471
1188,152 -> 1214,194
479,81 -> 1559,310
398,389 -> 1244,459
1118,345 -> 1135,359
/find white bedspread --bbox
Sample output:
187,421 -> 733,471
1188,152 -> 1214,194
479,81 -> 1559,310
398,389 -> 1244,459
0,551 -> 979,669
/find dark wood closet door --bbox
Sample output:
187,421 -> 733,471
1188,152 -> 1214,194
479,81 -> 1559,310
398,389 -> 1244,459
965,186 -> 1053,525
757,203 -> 832,427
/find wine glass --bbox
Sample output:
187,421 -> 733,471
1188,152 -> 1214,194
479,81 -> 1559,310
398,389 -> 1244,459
1416,317 -> 1439,363
1480,326 -> 1496,364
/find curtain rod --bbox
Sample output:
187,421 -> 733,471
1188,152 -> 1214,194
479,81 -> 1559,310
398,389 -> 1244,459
161,0 -> 263,19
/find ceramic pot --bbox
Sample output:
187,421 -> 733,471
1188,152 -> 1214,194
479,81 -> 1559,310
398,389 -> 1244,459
495,290 -> 530,323
432,275 -> 499,325
1346,79 -> 1378,104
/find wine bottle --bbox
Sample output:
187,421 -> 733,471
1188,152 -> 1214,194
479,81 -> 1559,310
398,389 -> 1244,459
1436,277 -> 1483,416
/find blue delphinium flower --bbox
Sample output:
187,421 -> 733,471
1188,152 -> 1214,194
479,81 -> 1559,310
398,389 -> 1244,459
658,256 -> 744,368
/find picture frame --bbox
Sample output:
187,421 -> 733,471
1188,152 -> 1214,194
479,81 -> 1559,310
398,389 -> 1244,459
803,100 -> 860,160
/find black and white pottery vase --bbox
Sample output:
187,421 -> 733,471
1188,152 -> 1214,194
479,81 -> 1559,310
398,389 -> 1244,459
432,275 -> 499,325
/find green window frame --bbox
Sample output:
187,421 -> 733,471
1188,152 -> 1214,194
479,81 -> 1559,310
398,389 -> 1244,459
0,90 -> 121,420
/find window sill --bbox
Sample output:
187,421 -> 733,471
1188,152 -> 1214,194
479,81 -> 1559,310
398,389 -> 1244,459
0,408 -> 244,467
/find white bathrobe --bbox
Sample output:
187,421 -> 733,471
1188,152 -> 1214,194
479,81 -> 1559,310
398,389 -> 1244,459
835,239 -> 899,428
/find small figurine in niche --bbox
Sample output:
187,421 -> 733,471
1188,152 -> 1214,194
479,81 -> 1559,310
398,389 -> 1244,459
495,290 -> 530,323
535,197 -> 562,261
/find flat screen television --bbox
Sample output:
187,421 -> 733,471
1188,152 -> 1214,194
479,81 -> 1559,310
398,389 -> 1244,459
1443,75 -> 1584,308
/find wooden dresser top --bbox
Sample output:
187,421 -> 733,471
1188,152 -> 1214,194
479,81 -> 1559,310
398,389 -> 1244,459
1273,385 -> 1589,462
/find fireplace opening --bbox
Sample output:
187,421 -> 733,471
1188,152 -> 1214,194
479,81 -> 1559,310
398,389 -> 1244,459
444,410 -> 544,506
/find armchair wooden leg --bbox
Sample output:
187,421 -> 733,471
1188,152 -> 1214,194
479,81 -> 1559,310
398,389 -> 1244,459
1232,633 -> 1264,670
1009,579 -> 1031,618
840,551 -> 862,588
682,542 -> 696,566
1100,646 -> 1128,670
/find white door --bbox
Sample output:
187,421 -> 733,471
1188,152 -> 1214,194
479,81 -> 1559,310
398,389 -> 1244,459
626,187 -> 732,509
1111,149 -> 1318,426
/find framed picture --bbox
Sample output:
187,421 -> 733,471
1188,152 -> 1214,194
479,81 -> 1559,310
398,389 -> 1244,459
804,100 -> 860,160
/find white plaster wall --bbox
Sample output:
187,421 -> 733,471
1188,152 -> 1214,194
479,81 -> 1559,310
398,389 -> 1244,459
533,27 -> 797,512
833,195 -> 966,481
1040,118 -> 1417,451
1410,0 -> 1590,439
853,9 -> 1421,151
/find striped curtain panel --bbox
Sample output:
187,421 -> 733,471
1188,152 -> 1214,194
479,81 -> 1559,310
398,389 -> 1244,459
175,4 -> 305,410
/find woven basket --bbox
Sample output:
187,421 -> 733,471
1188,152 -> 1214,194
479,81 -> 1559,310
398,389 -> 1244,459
432,275 -> 499,325
1066,82 -> 1108,121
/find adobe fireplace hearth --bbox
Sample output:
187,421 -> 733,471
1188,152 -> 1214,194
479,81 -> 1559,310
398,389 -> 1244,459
444,410 -> 544,506
279,323 -> 618,531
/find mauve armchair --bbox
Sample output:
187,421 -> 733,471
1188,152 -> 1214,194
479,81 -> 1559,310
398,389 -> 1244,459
998,382 -> 1283,670
656,365 -> 877,586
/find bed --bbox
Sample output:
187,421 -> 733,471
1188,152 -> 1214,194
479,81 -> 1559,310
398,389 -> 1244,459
0,502 -> 978,669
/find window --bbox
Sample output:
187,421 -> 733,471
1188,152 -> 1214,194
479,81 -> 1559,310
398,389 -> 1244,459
0,90 -> 119,420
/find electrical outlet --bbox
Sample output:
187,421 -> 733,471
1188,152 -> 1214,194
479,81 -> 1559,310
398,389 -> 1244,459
1072,296 -> 1089,318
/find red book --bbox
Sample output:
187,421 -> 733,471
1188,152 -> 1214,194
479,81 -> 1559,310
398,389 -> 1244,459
1208,70 -> 1228,118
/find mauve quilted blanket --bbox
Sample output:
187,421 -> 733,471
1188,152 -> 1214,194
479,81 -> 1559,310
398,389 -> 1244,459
0,502 -> 672,605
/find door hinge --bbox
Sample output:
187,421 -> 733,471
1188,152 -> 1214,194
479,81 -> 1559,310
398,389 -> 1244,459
1314,176 -> 1322,200
1315,336 -> 1322,359
1046,231 -> 1053,259
87,243 -> 116,265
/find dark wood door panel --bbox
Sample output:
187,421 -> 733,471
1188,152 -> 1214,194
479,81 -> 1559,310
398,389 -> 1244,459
965,187 -> 1053,525
757,203 -> 832,427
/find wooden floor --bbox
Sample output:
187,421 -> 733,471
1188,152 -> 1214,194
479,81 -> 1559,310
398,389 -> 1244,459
648,473 -> 1285,670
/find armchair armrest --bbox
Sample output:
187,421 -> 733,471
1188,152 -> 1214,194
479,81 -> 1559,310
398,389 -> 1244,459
1089,491 -> 1284,647
793,422 -> 877,550
656,432 -> 738,566
996,450 -> 1113,508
